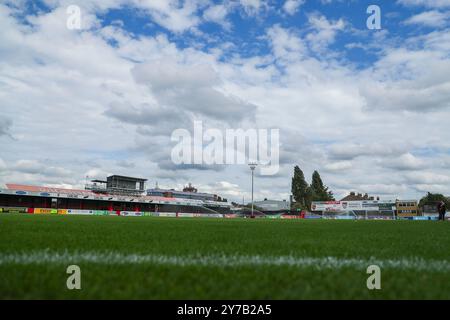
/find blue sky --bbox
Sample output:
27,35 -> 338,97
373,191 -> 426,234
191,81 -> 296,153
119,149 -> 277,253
1,0 -> 450,202
21,0 -> 445,65
95,1 -> 445,65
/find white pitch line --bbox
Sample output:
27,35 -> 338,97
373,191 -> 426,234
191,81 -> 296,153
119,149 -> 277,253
0,251 -> 449,272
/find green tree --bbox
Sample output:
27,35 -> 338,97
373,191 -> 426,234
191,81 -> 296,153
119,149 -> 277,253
291,166 -> 311,210
310,171 -> 334,201
418,192 -> 450,208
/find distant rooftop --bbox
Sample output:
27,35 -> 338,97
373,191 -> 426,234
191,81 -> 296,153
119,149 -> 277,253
340,192 -> 379,201
107,175 -> 147,182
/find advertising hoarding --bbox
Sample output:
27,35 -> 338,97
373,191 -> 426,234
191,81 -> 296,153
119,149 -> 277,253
34,208 -> 57,214
312,200 -> 396,213
120,211 -> 143,217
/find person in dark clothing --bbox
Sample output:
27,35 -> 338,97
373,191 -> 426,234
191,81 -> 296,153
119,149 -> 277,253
438,201 -> 446,221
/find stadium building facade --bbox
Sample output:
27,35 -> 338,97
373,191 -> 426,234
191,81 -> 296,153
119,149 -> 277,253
253,199 -> 290,214
0,175 -> 232,217
146,183 -> 220,202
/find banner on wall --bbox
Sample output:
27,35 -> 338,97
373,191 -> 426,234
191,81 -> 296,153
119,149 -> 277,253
177,213 -> 195,218
34,208 -> 58,214
305,214 -> 322,219
158,212 -> 177,217
120,211 -> 144,217
265,214 -> 282,219
312,200 -> 396,212
0,207 -> 28,213
143,212 -> 156,217
193,213 -> 223,218
93,210 -> 109,216
67,209 -> 94,215
342,201 -> 362,210
311,201 -> 343,212
335,216 -> 356,220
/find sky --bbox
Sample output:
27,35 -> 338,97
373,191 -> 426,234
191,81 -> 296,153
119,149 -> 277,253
1,0 -> 450,203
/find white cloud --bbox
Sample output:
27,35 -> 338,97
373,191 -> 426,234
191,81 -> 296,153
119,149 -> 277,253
404,10 -> 450,27
203,4 -> 231,29
328,143 -> 407,161
0,158 -> 7,173
381,153 -> 425,171
404,172 -> 450,184
37,0 -> 206,33
130,59 -> 257,123
398,0 -> 450,8
266,24 -> 306,61
282,0 -> 305,15
306,13 -> 345,53
358,184 -> 409,197
324,161 -> 353,171
239,0 -> 268,16
360,47 -> 450,112
414,184 -> 450,193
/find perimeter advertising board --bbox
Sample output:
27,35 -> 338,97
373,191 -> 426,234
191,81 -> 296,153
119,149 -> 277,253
311,201 -> 343,212
312,200 -> 396,213
120,211 -> 144,217
34,208 -> 58,214
0,207 -> 28,213
67,209 -> 95,215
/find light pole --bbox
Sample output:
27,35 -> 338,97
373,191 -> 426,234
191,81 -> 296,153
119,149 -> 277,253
248,162 -> 258,218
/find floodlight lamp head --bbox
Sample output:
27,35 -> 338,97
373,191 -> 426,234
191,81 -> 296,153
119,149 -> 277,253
248,162 -> 258,170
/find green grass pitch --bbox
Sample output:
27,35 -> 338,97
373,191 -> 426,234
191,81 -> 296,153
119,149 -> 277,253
0,214 -> 449,299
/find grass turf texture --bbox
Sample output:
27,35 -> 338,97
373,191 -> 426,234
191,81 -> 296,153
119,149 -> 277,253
0,214 -> 449,299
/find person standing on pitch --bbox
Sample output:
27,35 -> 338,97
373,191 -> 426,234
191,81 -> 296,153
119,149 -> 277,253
438,201 -> 446,221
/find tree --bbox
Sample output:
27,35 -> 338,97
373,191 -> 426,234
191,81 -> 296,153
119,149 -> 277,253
310,171 -> 334,201
419,192 -> 450,208
291,166 -> 311,210
291,167 -> 335,211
